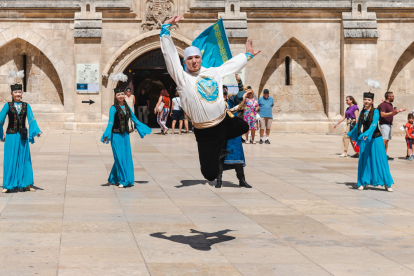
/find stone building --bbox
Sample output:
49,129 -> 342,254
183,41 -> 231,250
0,0 -> 413,133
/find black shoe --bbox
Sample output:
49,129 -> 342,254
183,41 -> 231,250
239,178 -> 252,188
241,137 -> 245,143
215,178 -> 222,188
215,161 -> 224,188
387,156 -> 394,161
219,149 -> 231,160
259,140 -> 263,144
406,156 -> 410,160
265,140 -> 270,144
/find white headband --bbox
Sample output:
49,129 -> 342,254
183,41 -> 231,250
184,46 -> 202,60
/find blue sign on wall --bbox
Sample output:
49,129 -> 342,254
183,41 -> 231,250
77,83 -> 88,91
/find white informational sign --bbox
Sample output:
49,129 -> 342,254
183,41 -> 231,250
223,68 -> 245,86
76,63 -> 99,93
223,68 -> 245,94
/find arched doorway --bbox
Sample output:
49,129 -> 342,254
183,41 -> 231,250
123,49 -> 183,128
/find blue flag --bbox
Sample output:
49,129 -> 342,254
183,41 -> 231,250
190,19 -> 232,68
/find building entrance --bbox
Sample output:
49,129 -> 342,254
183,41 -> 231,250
123,49 -> 182,129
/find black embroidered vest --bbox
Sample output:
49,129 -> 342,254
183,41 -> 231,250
112,104 -> 130,134
360,108 -> 382,139
6,102 -> 27,134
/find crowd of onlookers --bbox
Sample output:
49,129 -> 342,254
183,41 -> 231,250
335,91 -> 413,161
132,73 -> 275,142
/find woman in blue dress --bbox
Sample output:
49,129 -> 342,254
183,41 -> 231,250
0,84 -> 42,193
216,79 -> 252,189
347,92 -> 394,192
102,87 -> 151,188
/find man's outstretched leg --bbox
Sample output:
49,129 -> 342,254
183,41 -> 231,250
194,122 -> 227,181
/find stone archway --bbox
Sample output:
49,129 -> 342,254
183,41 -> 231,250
0,38 -> 64,105
0,26 -> 74,112
101,30 -> 191,114
247,29 -> 338,118
387,41 -> 414,112
258,38 -> 328,120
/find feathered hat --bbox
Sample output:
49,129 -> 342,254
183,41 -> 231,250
363,78 -> 381,99
109,72 -> 128,94
8,70 -> 25,91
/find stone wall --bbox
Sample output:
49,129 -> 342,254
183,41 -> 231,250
259,39 -> 327,120
0,39 -> 63,104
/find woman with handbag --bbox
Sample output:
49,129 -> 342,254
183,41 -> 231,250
154,89 -> 170,135
102,87 -> 151,188
334,96 -> 359,157
0,84 -> 42,193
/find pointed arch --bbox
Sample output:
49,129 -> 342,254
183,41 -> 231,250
101,30 -> 191,113
0,38 -> 64,104
248,28 -> 339,118
387,41 -> 414,108
258,37 -> 328,118
0,26 -> 73,111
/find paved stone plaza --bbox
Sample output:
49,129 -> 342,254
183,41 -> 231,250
0,131 -> 413,275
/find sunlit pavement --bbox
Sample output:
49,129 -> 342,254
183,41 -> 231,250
0,130 -> 413,275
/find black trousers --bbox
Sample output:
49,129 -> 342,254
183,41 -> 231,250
194,115 -> 249,181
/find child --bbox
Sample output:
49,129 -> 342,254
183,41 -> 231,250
405,113 -> 414,161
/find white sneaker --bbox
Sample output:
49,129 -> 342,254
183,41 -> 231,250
2,189 -> 7,193
385,186 -> 393,192
118,184 -> 124,188
357,185 -> 364,190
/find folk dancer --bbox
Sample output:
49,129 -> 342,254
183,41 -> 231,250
160,15 -> 261,181
347,92 -> 394,192
0,84 -> 42,193
216,85 -> 252,188
102,87 -> 151,188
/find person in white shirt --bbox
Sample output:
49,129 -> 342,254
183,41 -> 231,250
170,92 -> 185,135
160,15 -> 261,181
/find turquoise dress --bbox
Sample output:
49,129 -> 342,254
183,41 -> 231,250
347,109 -> 394,187
0,102 -> 41,190
223,96 -> 245,170
101,105 -> 151,186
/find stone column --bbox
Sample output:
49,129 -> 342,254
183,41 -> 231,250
342,0 -> 379,112
71,0 -> 103,130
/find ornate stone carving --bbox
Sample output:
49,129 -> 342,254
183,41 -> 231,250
142,0 -> 175,31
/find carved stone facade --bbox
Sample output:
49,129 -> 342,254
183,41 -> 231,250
0,0 -> 413,134
142,0 -> 174,30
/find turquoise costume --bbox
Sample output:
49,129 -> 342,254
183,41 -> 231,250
101,104 -> 151,187
0,101 -> 41,190
223,79 -> 246,170
347,108 -> 394,188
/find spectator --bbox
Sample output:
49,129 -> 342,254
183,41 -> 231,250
243,88 -> 259,144
334,96 -> 359,157
154,89 -> 170,135
258,89 -> 274,144
125,88 -> 135,131
137,88 -> 149,124
405,113 -> 414,161
170,92 -> 185,135
378,91 -> 406,160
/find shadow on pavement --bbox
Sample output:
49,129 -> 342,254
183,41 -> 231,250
176,180 -> 240,188
150,229 -> 235,251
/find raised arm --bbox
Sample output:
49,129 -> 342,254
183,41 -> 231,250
160,16 -> 186,88
216,39 -> 261,77
236,73 -> 245,100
